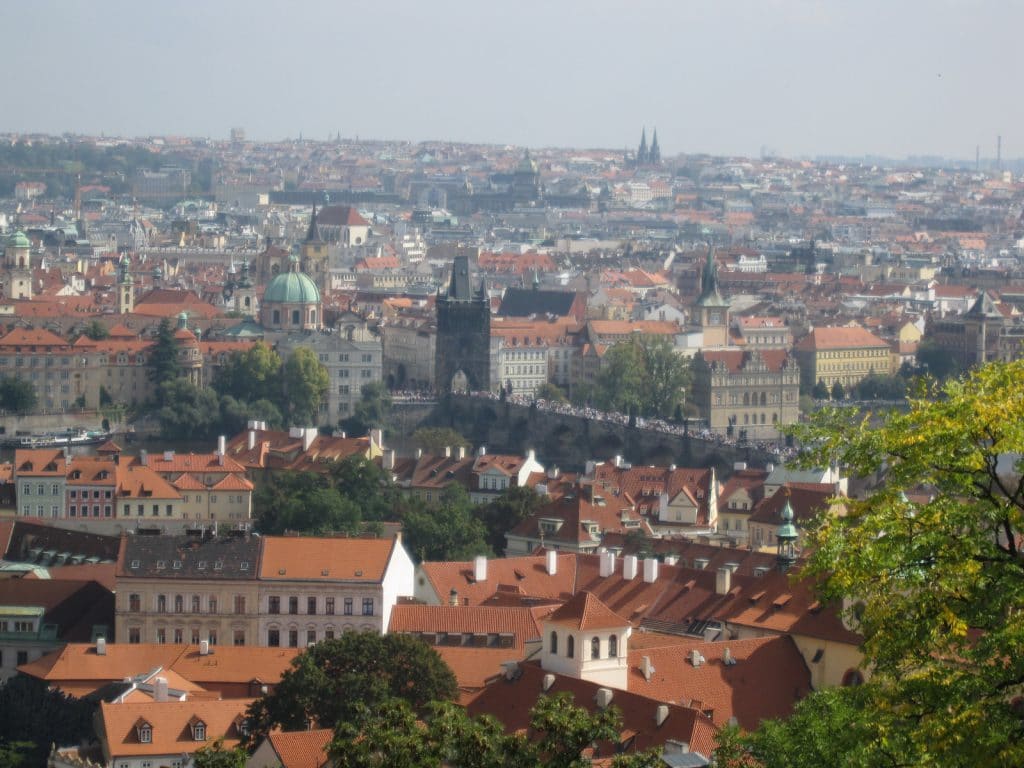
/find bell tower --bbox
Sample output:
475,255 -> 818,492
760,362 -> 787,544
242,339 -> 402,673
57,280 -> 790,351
5,231 -> 32,300
302,205 -> 330,293
696,247 -> 730,348
117,254 -> 134,314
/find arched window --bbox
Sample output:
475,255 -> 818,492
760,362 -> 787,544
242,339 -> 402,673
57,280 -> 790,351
842,668 -> 864,686
291,310 -> 300,325
760,392 -> 767,406
743,392 -> 750,406
550,631 -> 558,654
608,634 -> 617,658
243,297 -> 251,309
567,635 -> 575,659
272,310 -> 281,325
591,636 -> 601,659
310,309 -> 317,325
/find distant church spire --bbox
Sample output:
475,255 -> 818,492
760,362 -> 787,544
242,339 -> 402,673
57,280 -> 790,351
637,128 -> 649,166
649,129 -> 661,165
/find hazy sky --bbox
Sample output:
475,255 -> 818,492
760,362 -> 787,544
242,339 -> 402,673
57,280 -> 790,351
2,0 -> 1020,159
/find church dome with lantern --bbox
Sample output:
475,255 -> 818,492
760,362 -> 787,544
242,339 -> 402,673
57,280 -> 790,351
260,254 -> 322,330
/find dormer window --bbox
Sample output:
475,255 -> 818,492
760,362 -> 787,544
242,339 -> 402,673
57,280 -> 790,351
136,721 -> 152,744
189,717 -> 206,742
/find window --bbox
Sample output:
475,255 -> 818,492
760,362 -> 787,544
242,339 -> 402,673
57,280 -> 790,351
362,598 -> 374,616
174,595 -> 184,613
591,636 -> 601,660
129,594 -> 141,612
289,596 -> 298,615
173,628 -> 183,644
233,630 -> 245,646
550,631 -> 558,654
157,595 -> 167,612
268,629 -> 280,647
288,629 -> 298,648
268,596 -> 280,614
17,650 -> 28,666
209,597 -> 217,613
343,598 -> 353,616
307,629 -> 316,645
191,595 -> 200,613
234,595 -> 246,614
325,597 -> 335,615
128,627 -> 140,644
193,722 -> 206,741
156,628 -> 166,644
307,597 -> 317,615
208,630 -> 217,645
324,630 -> 335,640
567,635 -> 575,659
608,634 -> 618,658
139,726 -> 152,744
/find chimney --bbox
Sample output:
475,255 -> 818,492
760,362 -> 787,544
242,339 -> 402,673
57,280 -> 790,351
415,448 -> 423,460
643,557 -> 659,583
477,445 -> 487,457
369,428 -> 383,449
733,461 -> 747,471
716,567 -> 732,595
641,655 -> 655,682
655,704 -> 669,726
289,427 -> 303,439
595,688 -> 614,709
449,588 -> 459,607
247,430 -> 256,450
527,449 -> 535,463
723,647 -> 735,665
663,555 -> 678,566
612,455 -> 623,468
502,661 -> 519,681
766,462 -> 775,473
444,445 -> 452,458
599,551 -> 616,578
623,555 -> 638,581
690,649 -> 703,668
163,450 -> 174,462
303,427 -> 317,451
247,420 -> 257,430
217,435 -> 226,455
154,677 -> 168,702
546,549 -> 558,575
383,449 -> 396,470
259,421 -> 267,431
199,640 -> 210,656
457,445 -> 467,460
542,673 -> 555,692
473,555 -> 487,583
547,466 -> 559,479
96,637 -> 107,656
140,450 -> 148,466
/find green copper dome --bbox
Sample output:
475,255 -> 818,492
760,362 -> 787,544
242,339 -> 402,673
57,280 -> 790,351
264,265 -> 321,304
7,231 -> 30,249
777,499 -> 799,541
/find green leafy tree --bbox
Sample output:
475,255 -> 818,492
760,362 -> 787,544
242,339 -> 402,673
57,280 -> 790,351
0,376 -> 37,414
399,485 -> 491,562
218,394 -> 283,435
812,379 -> 829,400
281,347 -> 329,425
411,427 -> 471,455
595,336 -> 690,418
245,634 -> 458,743
328,455 -> 396,522
81,319 -> 110,341
0,676 -> 95,767
348,381 -> 392,435
594,341 -> 645,415
787,360 -> 1024,766
147,318 -> 182,395
213,342 -> 282,403
479,485 -> 545,555
529,692 -> 621,768
191,739 -> 247,768
0,741 -> 33,768
535,382 -> 569,403
829,380 -> 845,401
156,379 -> 221,440
915,339 -> 962,381
853,372 -> 908,401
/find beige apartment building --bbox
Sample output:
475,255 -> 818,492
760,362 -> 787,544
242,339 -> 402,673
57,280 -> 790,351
794,325 -> 892,390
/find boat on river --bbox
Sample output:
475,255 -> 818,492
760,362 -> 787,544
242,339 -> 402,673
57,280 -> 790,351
1,428 -> 112,449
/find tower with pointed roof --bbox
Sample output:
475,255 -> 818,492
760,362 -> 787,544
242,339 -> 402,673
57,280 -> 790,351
5,230 -> 32,300
435,255 -> 491,393
541,590 -> 631,688
776,497 -> 798,572
695,248 -> 730,348
233,258 -> 258,318
117,254 -> 134,314
637,128 -> 649,166
649,129 -> 661,165
512,149 -> 542,205
301,205 -> 330,294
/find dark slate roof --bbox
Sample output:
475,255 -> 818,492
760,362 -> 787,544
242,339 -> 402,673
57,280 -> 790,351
5,520 -> 121,564
118,534 -> 261,580
446,255 -> 474,301
0,579 -> 114,642
497,287 -> 580,318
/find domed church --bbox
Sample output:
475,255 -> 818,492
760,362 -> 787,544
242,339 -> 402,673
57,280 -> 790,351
259,254 -> 322,331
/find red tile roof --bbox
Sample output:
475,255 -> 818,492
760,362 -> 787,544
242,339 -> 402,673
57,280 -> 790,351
794,325 -> 889,351
264,729 -> 332,768
258,536 -> 398,582
546,591 -> 628,631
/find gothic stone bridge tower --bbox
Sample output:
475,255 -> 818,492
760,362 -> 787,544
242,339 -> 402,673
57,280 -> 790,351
435,255 -> 490,393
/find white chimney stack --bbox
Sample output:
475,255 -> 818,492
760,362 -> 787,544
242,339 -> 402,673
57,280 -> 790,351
595,688 -> 614,709
546,549 -> 558,575
457,445 -> 467,460
641,655 -> 655,682
716,567 -> 732,595
444,445 -> 452,457
383,449 -> 396,470
217,435 -> 226,455
247,430 -> 256,450
599,551 -> 616,578
474,555 -> 487,583
623,555 -> 638,581
723,647 -> 735,665
370,428 -> 383,449
690,649 -> 703,668
163,450 -> 174,462
415,448 -> 423,460
477,445 -> 487,456
643,557 -> 659,583
303,427 -> 317,451
663,555 -> 678,566
96,637 -> 107,655
612,455 -> 622,468
199,640 -> 210,656
542,673 -> 555,692
140,450 -> 148,466
154,676 -> 168,703
655,704 -> 669,726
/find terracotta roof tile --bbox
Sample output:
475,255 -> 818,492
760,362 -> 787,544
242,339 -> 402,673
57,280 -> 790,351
265,729 -> 332,768
258,536 -> 397,582
546,591 -> 628,631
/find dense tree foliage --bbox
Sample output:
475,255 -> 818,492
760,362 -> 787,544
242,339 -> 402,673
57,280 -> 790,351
851,371 -> 909,401
281,348 -> 329,425
0,676 -> 96,767
0,376 -> 37,414
212,342 -> 282,404
80,319 -> 110,341
782,360 -> 1024,766
191,739 -> 247,768
913,339 -> 962,381
245,634 -> 458,743
341,381 -> 392,436
478,485 -> 545,556
399,485 -> 491,562
329,692 -> 655,768
534,381 -> 569,403
147,318 -> 182,398
156,380 -> 281,441
411,426 -> 471,454
590,336 -> 690,418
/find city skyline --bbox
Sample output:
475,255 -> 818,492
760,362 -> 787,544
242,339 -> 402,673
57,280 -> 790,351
1,0 -> 1021,161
